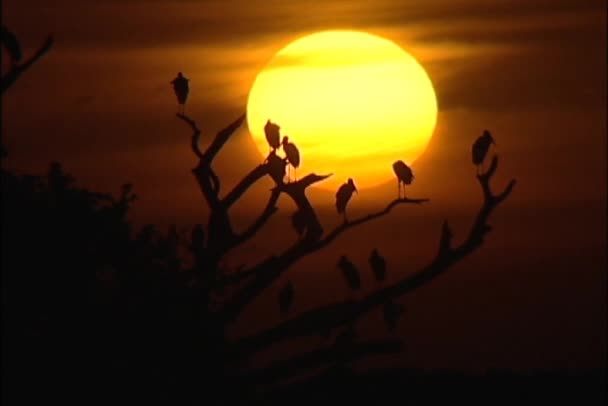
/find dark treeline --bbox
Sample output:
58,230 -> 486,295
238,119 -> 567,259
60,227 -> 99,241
2,162 -> 605,405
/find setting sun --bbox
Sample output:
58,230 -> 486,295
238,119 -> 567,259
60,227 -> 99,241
247,30 -> 438,190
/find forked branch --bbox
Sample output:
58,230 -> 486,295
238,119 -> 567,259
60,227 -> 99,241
229,339 -> 402,385
228,154 -> 515,359
1,34 -> 53,94
220,195 -> 430,322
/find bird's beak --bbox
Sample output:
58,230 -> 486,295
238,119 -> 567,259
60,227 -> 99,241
354,185 -> 358,194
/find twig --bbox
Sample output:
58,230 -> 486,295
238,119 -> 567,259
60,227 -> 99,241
1,35 -> 53,94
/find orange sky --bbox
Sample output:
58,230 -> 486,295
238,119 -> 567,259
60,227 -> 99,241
2,0 -> 606,371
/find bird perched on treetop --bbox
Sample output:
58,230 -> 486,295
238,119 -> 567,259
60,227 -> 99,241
170,72 -> 190,114
369,249 -> 387,282
472,129 -> 496,174
335,178 -> 357,223
392,160 -> 414,199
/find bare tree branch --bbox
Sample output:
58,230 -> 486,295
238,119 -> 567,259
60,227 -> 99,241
220,195 -> 429,322
176,114 -> 236,256
227,155 -> 515,359
176,113 -> 203,160
1,35 -> 53,94
222,164 -> 269,208
202,113 -> 247,164
228,189 -> 281,250
177,119 -> 222,208
314,196 -> 429,250
229,339 -> 402,386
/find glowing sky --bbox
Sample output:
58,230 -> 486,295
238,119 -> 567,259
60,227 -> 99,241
2,0 -> 606,371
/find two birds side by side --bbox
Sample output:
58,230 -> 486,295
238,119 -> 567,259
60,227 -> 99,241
278,248 -> 404,334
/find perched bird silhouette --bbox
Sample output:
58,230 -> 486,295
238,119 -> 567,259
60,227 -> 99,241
383,300 -> 405,332
170,72 -> 190,114
392,160 -> 414,199
266,150 -> 287,184
338,255 -> 361,290
472,129 -> 496,174
282,136 -> 300,182
335,178 -> 358,223
278,280 -> 294,316
1,26 -> 22,66
264,120 -> 282,156
369,249 -> 387,282
291,209 -> 307,238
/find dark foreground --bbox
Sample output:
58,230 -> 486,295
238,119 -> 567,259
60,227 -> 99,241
3,361 -> 605,405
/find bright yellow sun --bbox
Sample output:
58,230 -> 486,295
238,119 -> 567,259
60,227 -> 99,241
247,30 -> 437,191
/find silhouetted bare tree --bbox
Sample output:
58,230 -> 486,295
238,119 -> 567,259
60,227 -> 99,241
173,111 -> 516,389
1,27 -> 520,403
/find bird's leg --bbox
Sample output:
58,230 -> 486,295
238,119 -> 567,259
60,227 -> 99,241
294,168 -> 297,182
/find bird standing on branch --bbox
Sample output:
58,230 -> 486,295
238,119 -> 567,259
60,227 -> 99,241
392,160 -> 414,199
267,150 -> 287,185
170,72 -> 190,114
264,120 -> 281,156
282,136 -> 300,182
335,178 -> 358,223
472,129 -> 496,174
369,248 -> 387,282
338,255 -> 361,291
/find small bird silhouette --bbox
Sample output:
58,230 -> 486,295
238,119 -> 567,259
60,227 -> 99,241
278,280 -> 294,316
392,160 -> 414,199
282,136 -> 300,182
383,300 -> 405,332
264,120 -> 281,156
335,178 -> 357,223
1,26 -> 22,67
266,150 -> 287,185
291,209 -> 307,239
472,129 -> 496,174
338,255 -> 361,290
170,72 -> 190,114
369,249 -> 387,282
